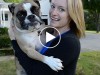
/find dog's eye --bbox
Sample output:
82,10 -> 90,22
17,11 -> 27,18
30,6 -> 39,14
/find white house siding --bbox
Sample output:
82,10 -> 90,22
40,0 -> 50,25
3,11 -> 12,28
0,3 -> 12,28
40,0 -> 50,16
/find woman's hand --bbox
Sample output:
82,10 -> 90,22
8,24 -> 16,40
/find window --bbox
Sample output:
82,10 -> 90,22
2,14 -> 8,21
42,19 -> 48,25
2,14 -> 3,21
5,14 -> 8,21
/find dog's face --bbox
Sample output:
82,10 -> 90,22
8,0 -> 43,31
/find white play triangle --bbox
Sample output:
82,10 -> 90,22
46,32 -> 56,43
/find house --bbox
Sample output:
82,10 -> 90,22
40,0 -> 50,25
0,0 -> 50,28
0,0 -> 12,28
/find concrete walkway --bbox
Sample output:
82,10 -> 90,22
0,55 -> 14,62
80,32 -> 100,52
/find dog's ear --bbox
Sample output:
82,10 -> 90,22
34,0 -> 40,8
8,3 -> 15,15
24,0 -> 40,8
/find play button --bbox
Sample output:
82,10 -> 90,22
46,32 -> 56,43
39,26 -> 61,48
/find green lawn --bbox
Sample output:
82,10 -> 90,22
0,60 -> 16,75
76,51 -> 100,75
85,30 -> 100,34
0,51 -> 100,75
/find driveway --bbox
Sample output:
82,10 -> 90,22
80,32 -> 100,52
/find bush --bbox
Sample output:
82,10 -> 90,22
0,27 -> 11,48
0,49 -> 14,56
0,27 -> 8,35
0,35 -> 11,48
84,11 -> 96,31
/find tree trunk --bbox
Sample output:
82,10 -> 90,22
96,13 -> 100,33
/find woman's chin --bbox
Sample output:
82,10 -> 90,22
50,24 -> 57,28
50,22 -> 59,28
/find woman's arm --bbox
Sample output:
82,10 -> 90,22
45,36 -> 80,66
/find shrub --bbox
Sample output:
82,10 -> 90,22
0,27 -> 8,35
84,11 -> 96,30
0,34 -> 11,48
0,49 -> 14,56
0,27 -> 11,48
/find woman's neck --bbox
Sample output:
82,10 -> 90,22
54,25 -> 70,36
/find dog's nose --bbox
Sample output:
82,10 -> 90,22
27,15 -> 35,20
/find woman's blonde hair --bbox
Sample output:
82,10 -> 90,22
49,0 -> 85,38
68,0 -> 85,38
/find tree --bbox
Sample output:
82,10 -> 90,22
83,0 -> 100,33
3,0 -> 22,3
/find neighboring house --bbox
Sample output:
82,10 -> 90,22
0,0 -> 12,28
0,0 -> 50,28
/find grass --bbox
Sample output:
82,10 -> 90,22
0,60 -> 16,75
85,30 -> 100,34
76,51 -> 100,75
0,51 -> 100,75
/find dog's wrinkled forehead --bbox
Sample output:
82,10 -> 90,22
14,1 -> 39,15
23,3 -> 31,11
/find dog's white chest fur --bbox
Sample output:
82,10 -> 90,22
15,29 -> 43,52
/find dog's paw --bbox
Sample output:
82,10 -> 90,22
43,56 -> 63,71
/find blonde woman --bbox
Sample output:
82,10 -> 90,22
8,0 -> 85,75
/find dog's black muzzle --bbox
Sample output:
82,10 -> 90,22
27,15 -> 35,22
